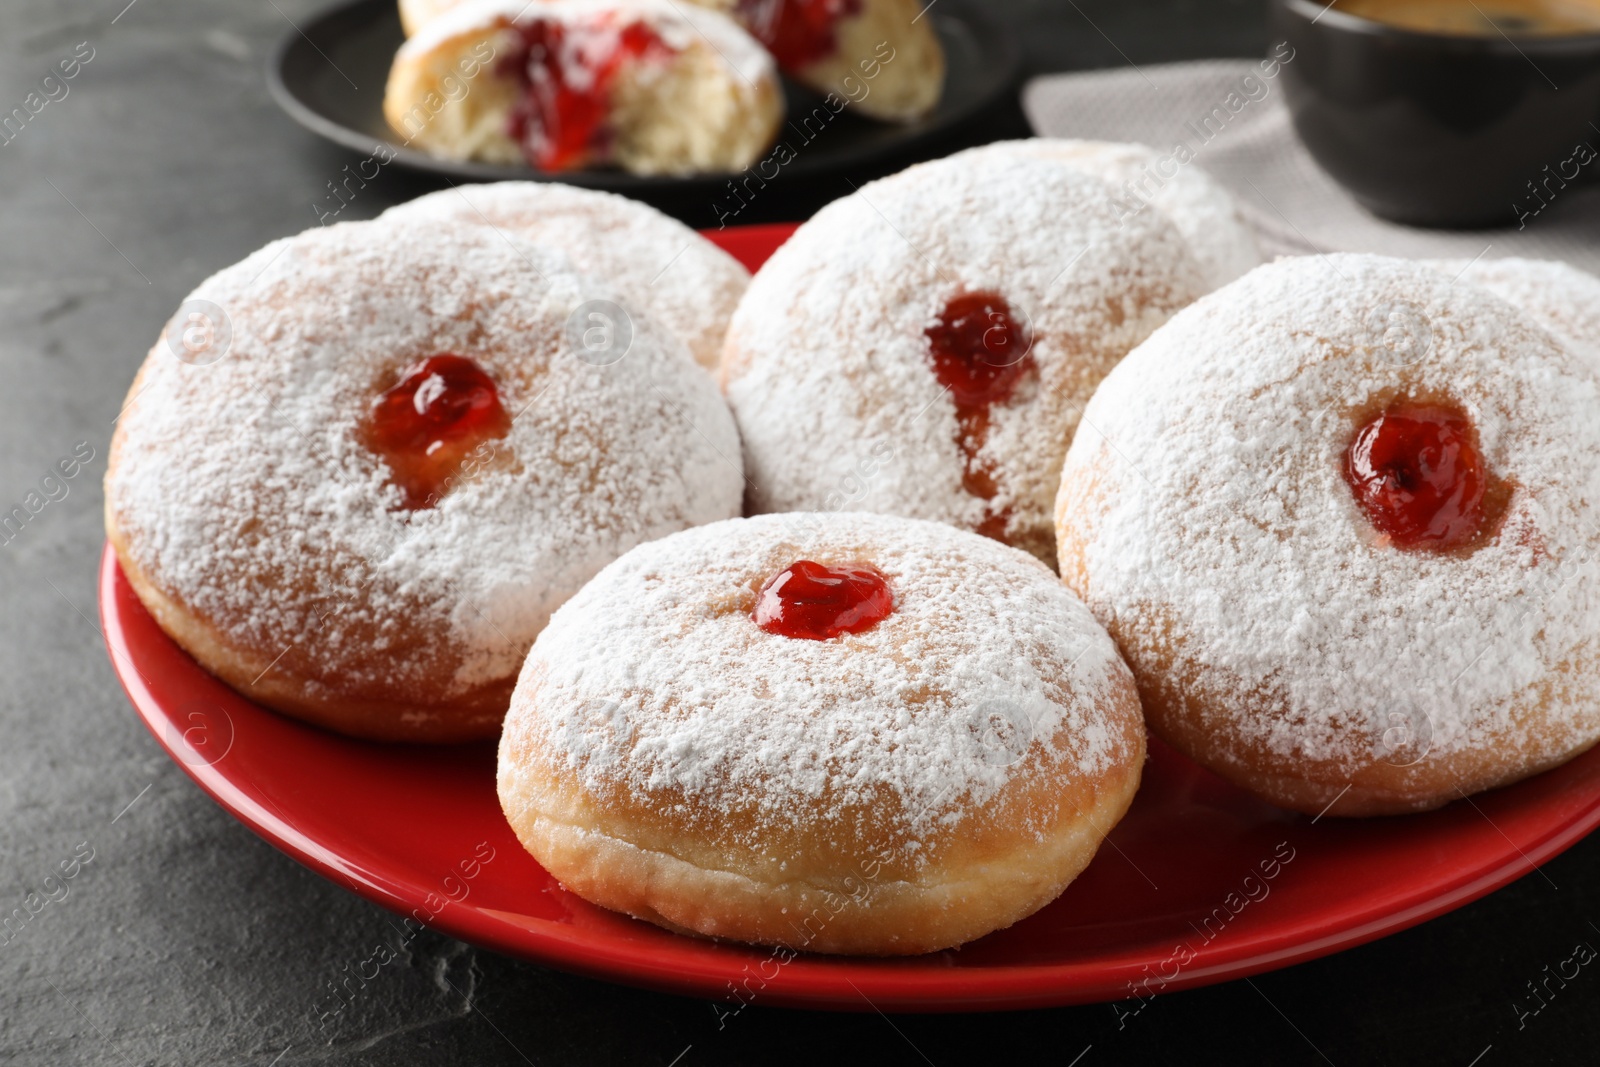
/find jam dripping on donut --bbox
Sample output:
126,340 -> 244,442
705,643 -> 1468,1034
753,560 -> 893,640
734,0 -> 863,69
925,291 -> 1035,544
363,354 -> 512,510
1344,399 -> 1507,551
504,16 -> 674,172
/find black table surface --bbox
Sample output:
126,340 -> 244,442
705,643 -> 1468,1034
2,0 -> 1594,1063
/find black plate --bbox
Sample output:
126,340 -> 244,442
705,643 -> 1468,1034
266,0 -> 1022,196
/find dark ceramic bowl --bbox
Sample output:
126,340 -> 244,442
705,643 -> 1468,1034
1271,0 -> 1600,228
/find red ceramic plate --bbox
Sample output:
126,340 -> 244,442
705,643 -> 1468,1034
100,223 -> 1600,1013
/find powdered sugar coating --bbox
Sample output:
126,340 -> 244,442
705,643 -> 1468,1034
383,182 -> 749,371
1426,257 -> 1600,366
1058,253 -> 1600,773
400,0 -> 776,86
108,218 -> 742,705
505,511 -> 1139,858
959,139 -> 1261,291
722,152 -> 1209,561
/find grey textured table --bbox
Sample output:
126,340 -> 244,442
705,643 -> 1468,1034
2,1 -> 1597,1063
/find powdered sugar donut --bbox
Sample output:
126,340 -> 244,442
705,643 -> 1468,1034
962,139 -> 1261,291
398,0 -> 945,122
383,183 -> 748,372
1056,254 -> 1600,816
696,0 -> 945,121
498,511 -> 1145,954
722,152 -> 1209,563
385,0 -> 782,176
1426,257 -> 1600,363
106,218 -> 743,742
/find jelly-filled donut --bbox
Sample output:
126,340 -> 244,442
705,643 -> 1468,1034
498,512 -> 1145,954
106,218 -> 742,742
963,139 -> 1261,291
1427,256 -> 1600,362
703,0 -> 945,121
385,0 -> 782,175
722,151 -> 1209,563
383,183 -> 748,372
398,0 -> 945,122
1056,254 -> 1600,816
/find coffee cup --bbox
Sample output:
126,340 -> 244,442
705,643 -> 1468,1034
1271,0 -> 1600,228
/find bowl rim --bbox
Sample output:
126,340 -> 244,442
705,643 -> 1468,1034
1274,0 -> 1600,50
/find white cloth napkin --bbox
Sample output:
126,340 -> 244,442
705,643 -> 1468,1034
1022,60 -> 1600,275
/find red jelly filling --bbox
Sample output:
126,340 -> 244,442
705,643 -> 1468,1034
752,560 -> 893,640
363,354 -> 512,510
734,0 -> 862,70
1344,400 -> 1496,550
926,292 -> 1034,410
925,292 -> 1035,541
505,16 -> 673,172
